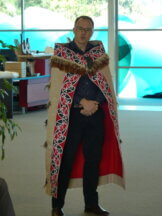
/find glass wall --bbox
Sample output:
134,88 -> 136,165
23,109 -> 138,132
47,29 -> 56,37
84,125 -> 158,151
23,0 -> 108,51
118,0 -> 162,98
118,0 -> 162,29
0,0 -> 21,46
23,30 -> 108,53
1,0 -> 162,99
0,0 -> 108,49
0,0 -> 21,29
24,0 -> 108,30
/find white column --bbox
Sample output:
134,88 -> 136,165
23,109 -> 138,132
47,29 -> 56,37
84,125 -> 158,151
108,0 -> 118,94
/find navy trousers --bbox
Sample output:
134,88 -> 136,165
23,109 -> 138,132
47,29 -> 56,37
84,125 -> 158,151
52,107 -> 104,208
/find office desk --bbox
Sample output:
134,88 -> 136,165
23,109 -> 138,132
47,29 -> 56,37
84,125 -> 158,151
17,54 -> 52,76
13,75 -> 50,113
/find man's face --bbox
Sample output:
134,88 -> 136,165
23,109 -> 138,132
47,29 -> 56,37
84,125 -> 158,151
73,18 -> 93,46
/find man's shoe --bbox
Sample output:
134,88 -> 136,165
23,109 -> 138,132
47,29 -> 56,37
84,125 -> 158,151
85,204 -> 109,216
52,208 -> 64,216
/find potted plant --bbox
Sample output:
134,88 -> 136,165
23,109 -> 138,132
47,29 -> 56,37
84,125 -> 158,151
0,39 -> 20,54
0,79 -> 21,160
0,41 -> 21,216
0,40 -> 21,159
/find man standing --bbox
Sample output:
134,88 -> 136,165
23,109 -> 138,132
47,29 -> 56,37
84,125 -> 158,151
45,16 -> 124,216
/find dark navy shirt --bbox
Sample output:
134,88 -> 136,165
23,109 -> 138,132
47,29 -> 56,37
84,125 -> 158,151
64,41 -> 105,105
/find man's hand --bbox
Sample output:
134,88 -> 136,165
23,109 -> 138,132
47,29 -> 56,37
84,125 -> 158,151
80,109 -> 94,116
80,98 -> 99,116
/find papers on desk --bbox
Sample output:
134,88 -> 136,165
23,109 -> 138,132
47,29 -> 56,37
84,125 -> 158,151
5,62 -> 26,78
0,71 -> 19,78
31,53 -> 53,57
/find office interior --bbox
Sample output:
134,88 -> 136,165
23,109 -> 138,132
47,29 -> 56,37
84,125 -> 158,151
0,1 -> 162,216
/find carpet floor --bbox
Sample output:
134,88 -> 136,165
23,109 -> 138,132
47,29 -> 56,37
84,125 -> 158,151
0,108 -> 162,216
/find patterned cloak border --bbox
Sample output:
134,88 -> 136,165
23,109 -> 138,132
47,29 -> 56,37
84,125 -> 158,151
44,41 -> 125,197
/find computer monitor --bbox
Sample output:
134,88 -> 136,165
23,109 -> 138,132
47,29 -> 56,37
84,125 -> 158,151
0,49 -> 17,61
0,49 -> 17,71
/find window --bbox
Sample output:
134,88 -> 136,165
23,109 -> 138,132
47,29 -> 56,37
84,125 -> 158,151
118,0 -> 162,98
1,0 -> 161,99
